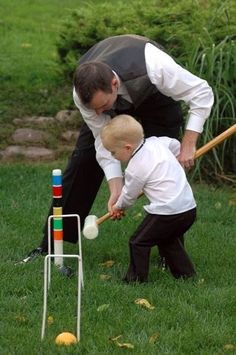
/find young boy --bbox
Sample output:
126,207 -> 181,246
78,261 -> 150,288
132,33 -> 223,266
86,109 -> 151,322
100,114 -> 197,283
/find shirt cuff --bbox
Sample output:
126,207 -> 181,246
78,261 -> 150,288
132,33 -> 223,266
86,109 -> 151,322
186,114 -> 206,133
103,162 -> 123,181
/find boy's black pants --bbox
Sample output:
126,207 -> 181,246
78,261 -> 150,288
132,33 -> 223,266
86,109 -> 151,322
124,208 -> 197,282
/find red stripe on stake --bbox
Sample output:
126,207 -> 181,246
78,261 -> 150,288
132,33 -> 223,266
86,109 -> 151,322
52,186 -> 62,198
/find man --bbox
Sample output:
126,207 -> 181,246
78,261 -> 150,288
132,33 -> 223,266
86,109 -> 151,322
24,34 -> 213,261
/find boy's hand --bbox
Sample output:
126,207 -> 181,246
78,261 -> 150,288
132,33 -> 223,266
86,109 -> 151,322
110,206 -> 125,220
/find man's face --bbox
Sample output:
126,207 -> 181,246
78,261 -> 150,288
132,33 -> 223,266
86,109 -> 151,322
88,78 -> 118,115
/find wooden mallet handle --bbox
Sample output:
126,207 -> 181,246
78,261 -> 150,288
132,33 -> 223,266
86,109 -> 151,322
195,124 -> 236,159
97,124 -> 236,225
97,212 -> 111,225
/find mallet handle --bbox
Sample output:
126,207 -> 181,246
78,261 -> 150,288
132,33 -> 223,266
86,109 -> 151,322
195,124 -> 236,159
97,212 -> 111,225
97,124 -> 236,225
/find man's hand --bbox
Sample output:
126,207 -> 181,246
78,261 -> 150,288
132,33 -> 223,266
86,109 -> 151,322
178,130 -> 199,169
107,177 -> 124,211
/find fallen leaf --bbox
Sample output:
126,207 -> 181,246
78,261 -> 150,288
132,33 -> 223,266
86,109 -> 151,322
197,278 -> 205,285
21,43 -> 32,48
97,304 -> 110,312
117,342 -> 134,349
99,260 -> 115,268
99,274 -> 112,280
15,315 -> 27,323
47,315 -> 54,325
223,344 -> 236,351
110,335 -> 122,342
110,335 -> 134,349
229,199 -> 236,206
214,201 -> 222,209
149,332 -> 160,343
134,298 -> 155,310
133,212 -> 142,220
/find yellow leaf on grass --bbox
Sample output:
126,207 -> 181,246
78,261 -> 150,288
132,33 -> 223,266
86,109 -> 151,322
47,315 -> 54,325
214,201 -> 222,209
15,315 -> 27,323
97,304 -> 110,312
117,342 -> 134,349
134,298 -> 155,310
110,335 -> 134,349
110,335 -> 122,342
21,43 -> 32,48
149,332 -> 160,343
133,212 -> 142,220
99,260 -> 115,268
197,278 -> 205,285
229,199 -> 236,206
100,274 -> 112,280
223,344 -> 236,351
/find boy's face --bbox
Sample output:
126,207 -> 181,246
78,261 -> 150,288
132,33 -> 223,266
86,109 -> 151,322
103,139 -> 133,162
88,77 -> 118,115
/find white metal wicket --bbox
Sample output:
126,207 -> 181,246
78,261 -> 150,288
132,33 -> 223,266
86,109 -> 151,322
47,214 -> 84,287
41,213 -> 83,341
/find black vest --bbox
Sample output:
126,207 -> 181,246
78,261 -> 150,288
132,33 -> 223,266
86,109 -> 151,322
79,35 -> 183,131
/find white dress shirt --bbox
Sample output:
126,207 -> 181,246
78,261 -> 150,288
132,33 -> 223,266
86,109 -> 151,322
115,136 -> 196,215
73,42 -> 214,181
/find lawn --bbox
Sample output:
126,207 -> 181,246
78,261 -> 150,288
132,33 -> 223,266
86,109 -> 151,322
0,0 -> 116,122
0,162 -> 235,354
1,1 -> 235,353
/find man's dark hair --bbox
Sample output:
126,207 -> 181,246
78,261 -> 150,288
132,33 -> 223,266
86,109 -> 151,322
73,61 -> 114,104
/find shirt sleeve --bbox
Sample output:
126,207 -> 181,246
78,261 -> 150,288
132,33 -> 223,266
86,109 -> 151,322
157,137 -> 181,157
145,43 -> 214,133
73,88 -> 123,180
115,168 -> 144,209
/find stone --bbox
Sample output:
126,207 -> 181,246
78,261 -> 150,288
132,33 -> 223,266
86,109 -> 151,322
12,128 -> 50,144
55,110 -> 81,123
0,145 -> 55,161
61,130 -> 79,142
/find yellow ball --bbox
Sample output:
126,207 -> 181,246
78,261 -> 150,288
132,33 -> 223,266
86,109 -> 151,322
55,332 -> 77,346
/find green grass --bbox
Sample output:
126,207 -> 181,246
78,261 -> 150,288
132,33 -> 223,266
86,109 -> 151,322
0,162 -> 235,354
0,0 -> 111,122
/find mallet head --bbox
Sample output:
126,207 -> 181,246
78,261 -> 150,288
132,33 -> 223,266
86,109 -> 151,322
83,215 -> 98,239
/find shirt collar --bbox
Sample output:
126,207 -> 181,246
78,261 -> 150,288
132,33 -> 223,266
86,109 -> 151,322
131,138 -> 146,159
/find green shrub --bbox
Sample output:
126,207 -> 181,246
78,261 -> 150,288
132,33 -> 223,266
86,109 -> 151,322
56,0 -> 235,80
186,37 -> 236,181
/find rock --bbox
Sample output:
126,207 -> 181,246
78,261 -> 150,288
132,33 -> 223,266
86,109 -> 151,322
61,130 -> 79,142
1,145 -> 55,161
55,110 -> 80,123
13,116 -> 55,126
12,128 -> 50,144
30,116 -> 55,125
1,112 -> 83,162
23,146 -> 55,160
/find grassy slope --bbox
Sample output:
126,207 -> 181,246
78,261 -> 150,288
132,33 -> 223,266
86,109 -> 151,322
0,0 -> 101,121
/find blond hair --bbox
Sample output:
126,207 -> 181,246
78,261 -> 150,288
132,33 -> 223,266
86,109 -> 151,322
101,115 -> 144,147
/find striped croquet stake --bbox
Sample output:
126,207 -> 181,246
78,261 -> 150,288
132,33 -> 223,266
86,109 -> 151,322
52,169 -> 63,267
